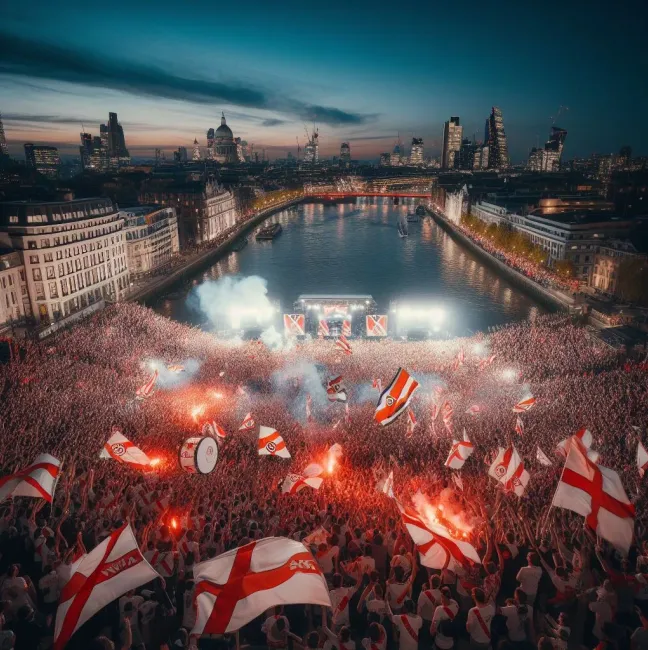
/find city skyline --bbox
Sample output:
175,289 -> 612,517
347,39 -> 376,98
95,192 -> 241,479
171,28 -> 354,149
1,0 -> 647,162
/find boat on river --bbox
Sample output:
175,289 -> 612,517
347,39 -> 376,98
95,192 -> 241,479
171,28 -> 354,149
398,214 -> 408,238
256,223 -> 283,241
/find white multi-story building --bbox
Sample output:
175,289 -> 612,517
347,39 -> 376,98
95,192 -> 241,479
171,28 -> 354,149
0,197 -> 129,325
0,250 -> 30,329
199,180 -> 238,244
122,206 -> 180,277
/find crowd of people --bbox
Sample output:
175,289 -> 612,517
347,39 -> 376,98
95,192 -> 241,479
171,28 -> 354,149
0,303 -> 646,650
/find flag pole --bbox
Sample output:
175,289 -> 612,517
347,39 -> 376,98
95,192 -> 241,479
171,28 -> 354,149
236,631 -> 240,650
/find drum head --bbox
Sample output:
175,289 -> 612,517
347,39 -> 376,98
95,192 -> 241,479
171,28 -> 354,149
195,436 -> 218,474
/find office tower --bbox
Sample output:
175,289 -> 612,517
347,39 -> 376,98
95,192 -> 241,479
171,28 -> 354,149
442,117 -> 462,169
340,142 -> 351,164
391,143 -> 402,166
619,145 -> 632,167
527,126 -> 567,172
79,132 -> 93,170
192,138 -> 201,161
0,114 -> 8,156
155,148 -> 162,165
379,152 -> 390,166
458,138 -> 476,170
206,128 -> 215,160
486,107 -> 509,169
303,128 -> 319,163
24,144 -> 61,179
99,112 -> 130,167
409,138 -> 424,165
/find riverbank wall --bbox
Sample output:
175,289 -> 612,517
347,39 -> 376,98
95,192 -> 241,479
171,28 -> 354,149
429,210 -> 576,313
128,198 -> 303,305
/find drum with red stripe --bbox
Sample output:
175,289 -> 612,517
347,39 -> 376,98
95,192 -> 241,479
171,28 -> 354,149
178,436 -> 218,474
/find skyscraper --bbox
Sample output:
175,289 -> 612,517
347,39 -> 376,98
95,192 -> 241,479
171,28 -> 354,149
79,133 -> 93,170
192,138 -> 201,161
410,138 -> 424,165
340,142 -> 351,165
206,128 -> 215,160
442,117 -> 462,169
99,112 -> 130,167
24,144 -> 61,179
486,107 -> 509,169
458,138 -> 477,170
0,114 -> 8,156
527,126 -> 567,172
303,128 -> 319,164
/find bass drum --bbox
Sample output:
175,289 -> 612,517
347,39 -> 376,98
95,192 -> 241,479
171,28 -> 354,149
178,436 -> 218,474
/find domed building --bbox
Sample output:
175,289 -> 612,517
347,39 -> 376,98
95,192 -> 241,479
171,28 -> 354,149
207,113 -> 239,164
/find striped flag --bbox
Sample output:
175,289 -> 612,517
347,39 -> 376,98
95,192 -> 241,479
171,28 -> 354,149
335,335 -> 352,355
0,454 -> 61,503
488,445 -> 530,497
374,368 -> 420,426
513,396 -> 536,413
258,426 -> 291,458
100,429 -> 152,471
135,369 -> 158,399
239,413 -> 255,431
281,473 -> 323,495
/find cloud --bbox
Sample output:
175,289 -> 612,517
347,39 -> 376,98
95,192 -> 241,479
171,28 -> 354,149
261,118 -> 287,127
0,32 -> 371,127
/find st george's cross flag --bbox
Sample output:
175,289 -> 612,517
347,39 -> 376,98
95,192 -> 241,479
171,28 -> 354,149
488,446 -> 530,497
513,396 -> 536,413
135,369 -> 158,399
444,429 -> 474,470
239,413 -> 255,432
191,537 -> 331,635
281,473 -> 323,495
637,442 -> 648,478
100,429 -> 152,471
0,454 -> 61,503
558,428 -> 600,464
536,446 -> 553,466
552,437 -> 635,554
398,501 -> 480,572
54,524 -> 160,650
374,368 -> 419,426
258,426 -> 291,458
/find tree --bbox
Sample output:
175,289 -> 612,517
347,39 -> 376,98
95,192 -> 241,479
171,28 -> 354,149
616,256 -> 648,305
554,259 -> 575,279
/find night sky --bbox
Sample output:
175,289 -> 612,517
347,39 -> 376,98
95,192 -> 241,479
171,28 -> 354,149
1,0 -> 646,162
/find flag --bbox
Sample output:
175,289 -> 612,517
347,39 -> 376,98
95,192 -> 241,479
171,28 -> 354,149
381,470 -> 395,498
536,446 -> 553,466
303,463 -> 324,478
372,378 -> 382,392
304,527 -> 329,545
0,454 -> 61,503
203,421 -> 227,439
239,413 -> 255,431
327,376 -> 348,402
281,473 -> 323,494
557,429 -> 599,463
344,403 -> 350,427
374,368 -> 419,426
318,320 -> 330,338
478,354 -> 496,371
100,430 -> 152,471
444,430 -> 474,470
406,409 -> 417,437
452,474 -> 464,491
166,364 -> 185,373
191,537 -> 330,635
488,446 -> 530,497
515,415 -> 524,436
342,319 -> 352,337
552,438 -> 635,554
441,401 -> 454,432
54,524 -> 160,650
638,442 -> 648,478
258,426 -> 291,458
513,396 -> 536,413
398,502 -> 480,571
465,405 -> 481,416
335,335 -> 352,355
135,369 -> 158,399
306,395 -> 313,423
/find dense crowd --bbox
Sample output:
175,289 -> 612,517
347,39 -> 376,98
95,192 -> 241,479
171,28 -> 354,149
0,303 -> 646,650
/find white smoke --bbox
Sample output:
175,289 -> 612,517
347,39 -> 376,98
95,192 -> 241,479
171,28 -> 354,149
145,358 -> 202,388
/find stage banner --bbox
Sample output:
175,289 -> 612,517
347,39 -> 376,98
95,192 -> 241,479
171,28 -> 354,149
318,319 -> 330,337
366,315 -> 388,337
342,320 -> 352,337
283,314 -> 305,336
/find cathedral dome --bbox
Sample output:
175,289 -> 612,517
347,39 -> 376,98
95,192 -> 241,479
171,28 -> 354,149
215,112 -> 234,141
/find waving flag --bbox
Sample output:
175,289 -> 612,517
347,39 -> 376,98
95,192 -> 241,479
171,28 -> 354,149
166,364 -> 185,373
136,369 -> 158,399
444,430 -> 474,470
406,409 -> 417,437
318,319 -> 330,338
488,446 -> 530,497
100,430 -> 152,471
513,396 -> 536,413
192,537 -> 330,635
0,454 -> 61,503
239,413 -> 255,432
372,378 -> 382,392
441,401 -> 454,433
515,415 -> 524,436
258,426 -> 291,459
303,463 -> 324,478
281,473 -> 323,494
342,319 -> 352,337
552,438 -> 635,553
327,376 -> 348,402
374,368 -> 419,426
638,442 -> 648,477
558,429 -> 599,463
304,527 -> 330,545
536,446 -> 553,466
54,524 -> 160,650
478,354 -> 496,371
335,335 -> 352,355
203,421 -> 227,439
381,470 -> 395,498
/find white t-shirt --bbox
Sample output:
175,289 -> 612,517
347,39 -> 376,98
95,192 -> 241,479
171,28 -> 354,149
366,597 -> 388,618
387,581 -> 410,611
431,600 -> 459,632
466,603 -> 495,644
119,595 -> 144,617
330,586 -> 355,626
391,614 -> 422,650
318,547 -> 340,574
501,604 -> 533,642
417,588 -> 441,621
39,571 -> 60,604
517,565 -> 542,595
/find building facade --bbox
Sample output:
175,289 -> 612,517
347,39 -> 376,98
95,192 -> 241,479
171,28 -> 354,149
590,240 -> 640,294
486,107 -> 509,169
410,138 -> 424,165
212,113 -> 239,163
444,184 -> 468,224
442,117 -> 462,169
0,198 -> 129,325
122,206 -> 180,277
24,144 -> 60,179
192,139 -> 201,161
340,142 -> 351,166
0,114 -> 7,156
0,250 -> 30,329
528,126 -> 567,172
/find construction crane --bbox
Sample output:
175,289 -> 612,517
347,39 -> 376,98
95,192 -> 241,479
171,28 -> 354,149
296,136 -> 301,160
550,105 -> 569,127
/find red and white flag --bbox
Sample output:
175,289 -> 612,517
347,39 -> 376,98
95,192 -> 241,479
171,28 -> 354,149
488,446 -> 530,497
406,409 -> 417,437
239,413 -> 255,432
638,442 -> 648,478
0,454 -> 61,503
398,502 -> 480,572
444,430 -> 474,470
478,354 -> 496,371
557,428 -> 599,463
381,470 -> 395,498
342,319 -> 352,337
536,446 -> 553,466
512,396 -> 536,413
281,473 -> 323,495
372,378 -> 382,392
203,421 -> 227,439
136,369 -> 158,399
318,319 -> 330,338
192,537 -> 330,635
515,415 -> 524,436
327,376 -> 348,402
441,401 -> 454,433
465,405 -> 481,416
258,426 -> 291,458
344,403 -> 350,427
374,368 -> 419,426
166,364 -> 185,373
552,437 -> 635,553
54,524 -> 160,650
335,335 -> 352,355
100,429 -> 152,471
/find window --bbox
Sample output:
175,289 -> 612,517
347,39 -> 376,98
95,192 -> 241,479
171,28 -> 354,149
29,255 -> 39,264
46,266 -> 55,280
28,241 -> 37,250
32,268 -> 42,281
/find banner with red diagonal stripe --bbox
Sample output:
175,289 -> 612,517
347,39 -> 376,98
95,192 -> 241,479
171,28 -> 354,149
99,429 -> 152,471
258,426 -> 291,458
54,524 -> 160,650
192,537 -> 331,635
374,368 -> 419,426
0,453 -> 61,503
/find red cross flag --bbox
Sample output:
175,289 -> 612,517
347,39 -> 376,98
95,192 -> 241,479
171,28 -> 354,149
553,436 -> 635,553
239,413 -> 256,432
0,453 -> 61,503
191,537 -> 331,635
488,446 -> 530,497
258,426 -> 291,458
638,442 -> 648,478
444,429 -> 474,470
100,429 -> 152,471
135,369 -> 158,399
512,396 -> 536,413
54,524 -> 160,650
281,473 -> 323,494
557,428 -> 599,463
374,368 -> 420,426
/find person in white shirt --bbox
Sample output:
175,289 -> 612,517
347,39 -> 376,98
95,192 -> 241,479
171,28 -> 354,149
588,583 -> 614,641
359,546 -> 376,575
358,577 -> 388,619
516,552 -> 543,605
387,565 -> 416,613
317,541 -> 340,578
418,575 -> 442,626
119,590 -> 144,617
262,607 -> 293,649
329,573 -> 360,628
431,587 -> 459,635
388,598 -> 423,650
38,566 -> 60,614
466,587 -> 495,649
361,621 -> 387,650
322,622 -> 356,650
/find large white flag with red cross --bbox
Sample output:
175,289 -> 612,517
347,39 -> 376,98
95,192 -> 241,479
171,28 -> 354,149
258,426 -> 291,458
0,453 -> 61,503
557,428 -> 600,463
444,429 -> 474,470
100,429 -> 152,471
54,524 -> 160,650
191,537 -> 331,635
552,436 -> 635,554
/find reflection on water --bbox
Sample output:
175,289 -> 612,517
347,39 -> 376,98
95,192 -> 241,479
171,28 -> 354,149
153,199 -> 546,335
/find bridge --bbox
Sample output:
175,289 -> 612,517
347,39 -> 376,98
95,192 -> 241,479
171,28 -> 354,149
307,192 -> 431,199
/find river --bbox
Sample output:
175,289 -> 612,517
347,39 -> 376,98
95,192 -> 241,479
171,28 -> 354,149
152,199 -> 546,336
